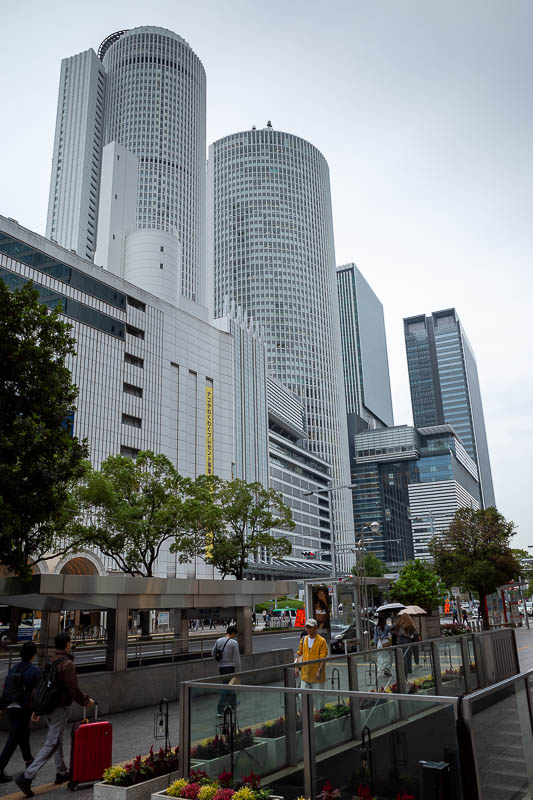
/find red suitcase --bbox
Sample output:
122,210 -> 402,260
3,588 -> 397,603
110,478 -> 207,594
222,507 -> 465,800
68,703 -> 112,790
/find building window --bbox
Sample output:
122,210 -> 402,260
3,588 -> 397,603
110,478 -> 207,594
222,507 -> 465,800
126,323 -> 145,340
122,413 -> 142,429
160,246 -> 164,252
120,445 -> 139,458
160,263 -> 164,269
124,353 -> 144,368
123,382 -> 143,398
127,295 -> 146,312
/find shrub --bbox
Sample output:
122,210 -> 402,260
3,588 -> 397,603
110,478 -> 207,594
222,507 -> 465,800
181,784 -> 201,799
198,787 -> 218,800
167,780 -> 189,797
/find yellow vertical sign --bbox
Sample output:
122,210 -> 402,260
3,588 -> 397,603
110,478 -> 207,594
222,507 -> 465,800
205,385 -> 214,475
205,385 -> 214,560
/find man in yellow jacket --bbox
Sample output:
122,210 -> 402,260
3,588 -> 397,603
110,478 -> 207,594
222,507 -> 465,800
295,618 -> 329,692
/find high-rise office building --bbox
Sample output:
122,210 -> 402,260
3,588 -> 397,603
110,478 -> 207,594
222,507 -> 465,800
351,423 -> 480,562
337,263 -> 394,431
47,27 -> 206,303
404,309 -> 495,508
208,125 -> 354,562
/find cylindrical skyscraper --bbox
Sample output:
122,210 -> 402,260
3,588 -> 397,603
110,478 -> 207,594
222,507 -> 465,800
101,27 -> 206,303
47,27 -> 206,304
208,125 -> 354,556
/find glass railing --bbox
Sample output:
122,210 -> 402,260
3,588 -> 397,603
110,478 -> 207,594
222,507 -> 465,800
180,682 -> 463,799
462,672 -> 533,800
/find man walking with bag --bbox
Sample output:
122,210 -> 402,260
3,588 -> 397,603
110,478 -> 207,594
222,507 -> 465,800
211,626 -> 241,716
0,642 -> 40,782
15,632 -> 94,797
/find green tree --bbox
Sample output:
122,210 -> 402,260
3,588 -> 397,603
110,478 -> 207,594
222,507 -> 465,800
352,552 -> 387,578
430,507 -> 520,630
72,451 -> 199,577
0,281 -> 88,585
192,477 -> 294,579
390,560 -> 446,612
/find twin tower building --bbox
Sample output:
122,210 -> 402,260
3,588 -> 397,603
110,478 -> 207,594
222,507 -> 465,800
41,26 -> 354,574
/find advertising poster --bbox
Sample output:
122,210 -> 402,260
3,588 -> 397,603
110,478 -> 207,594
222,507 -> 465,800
310,584 -> 331,640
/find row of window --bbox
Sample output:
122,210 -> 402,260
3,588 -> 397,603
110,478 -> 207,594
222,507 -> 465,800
0,268 -> 124,339
0,232 -> 126,310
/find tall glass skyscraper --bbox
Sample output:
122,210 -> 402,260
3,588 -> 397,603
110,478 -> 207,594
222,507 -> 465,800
337,263 -> 394,431
208,125 -> 354,558
47,27 -> 206,303
404,309 -> 495,507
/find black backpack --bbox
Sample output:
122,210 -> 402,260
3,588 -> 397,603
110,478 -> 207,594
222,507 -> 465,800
0,662 -> 32,709
214,638 -> 229,662
30,656 -> 68,715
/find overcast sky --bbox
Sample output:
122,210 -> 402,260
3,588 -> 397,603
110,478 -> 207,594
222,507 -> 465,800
2,1 -> 532,548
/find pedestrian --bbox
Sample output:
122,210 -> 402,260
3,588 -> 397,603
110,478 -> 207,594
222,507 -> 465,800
374,613 -> 392,677
251,611 -> 257,627
461,607 -> 468,625
452,603 -> 459,624
211,625 -> 241,716
262,609 -> 267,625
0,642 -> 41,783
396,613 -> 418,676
15,632 -> 94,798
209,618 -> 216,630
294,619 -> 328,706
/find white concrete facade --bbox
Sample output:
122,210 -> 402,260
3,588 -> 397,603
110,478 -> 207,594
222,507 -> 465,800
94,142 -> 138,276
1,216 -> 236,579
46,49 -> 106,261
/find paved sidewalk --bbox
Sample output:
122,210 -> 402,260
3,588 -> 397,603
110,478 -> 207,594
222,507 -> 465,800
0,699 -> 179,800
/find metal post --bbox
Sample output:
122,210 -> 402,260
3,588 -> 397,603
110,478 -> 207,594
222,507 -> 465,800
519,579 -> 530,629
284,667 -> 298,766
431,640 -> 445,695
459,635 -> 474,694
301,691 -> 316,800
348,651 -> 362,738
395,646 -> 409,721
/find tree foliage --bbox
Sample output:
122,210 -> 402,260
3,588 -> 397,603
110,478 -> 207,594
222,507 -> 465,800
430,507 -> 520,628
72,451 -> 198,576
390,560 -> 446,612
352,552 -> 387,578
187,477 -> 294,579
0,281 -> 88,580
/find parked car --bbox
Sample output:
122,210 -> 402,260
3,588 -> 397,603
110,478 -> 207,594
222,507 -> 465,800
330,619 -> 376,654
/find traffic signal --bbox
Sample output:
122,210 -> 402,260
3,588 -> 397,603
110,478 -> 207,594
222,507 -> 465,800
302,551 -> 316,559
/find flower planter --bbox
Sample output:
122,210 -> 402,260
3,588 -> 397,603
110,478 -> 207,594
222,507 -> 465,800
253,735 -> 287,771
151,793 -> 285,800
187,741 -> 267,780
94,772 -> 181,800
361,700 -> 398,730
314,714 -> 351,753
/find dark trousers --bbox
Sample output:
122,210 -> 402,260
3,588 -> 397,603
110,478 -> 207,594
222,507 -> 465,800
0,708 -> 32,770
217,666 -> 236,715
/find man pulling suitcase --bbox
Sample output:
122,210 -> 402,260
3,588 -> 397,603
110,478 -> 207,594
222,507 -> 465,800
15,632 -> 94,798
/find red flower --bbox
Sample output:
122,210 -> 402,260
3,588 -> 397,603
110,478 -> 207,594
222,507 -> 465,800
181,783 -> 201,799
217,770 -> 233,788
318,781 -> 341,800
396,794 -> 415,800
242,772 -> 261,789
356,785 -> 374,800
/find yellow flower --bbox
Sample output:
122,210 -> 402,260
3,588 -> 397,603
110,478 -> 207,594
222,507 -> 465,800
198,787 -> 218,800
233,788 -> 256,800
167,779 -> 189,797
103,766 -> 127,785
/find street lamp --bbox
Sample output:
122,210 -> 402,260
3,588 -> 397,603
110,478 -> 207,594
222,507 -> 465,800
302,482 -> 358,583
